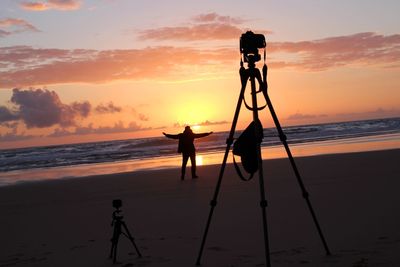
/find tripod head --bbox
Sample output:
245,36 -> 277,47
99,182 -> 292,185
240,31 -> 266,65
112,199 -> 123,224
239,31 -> 269,110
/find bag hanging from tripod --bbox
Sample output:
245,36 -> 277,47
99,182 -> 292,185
232,119 -> 263,181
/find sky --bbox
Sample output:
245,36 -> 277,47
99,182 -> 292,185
0,0 -> 399,149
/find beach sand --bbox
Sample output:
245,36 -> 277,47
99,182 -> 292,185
0,149 -> 399,266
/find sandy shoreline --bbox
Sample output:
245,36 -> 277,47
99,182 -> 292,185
1,149 -> 400,266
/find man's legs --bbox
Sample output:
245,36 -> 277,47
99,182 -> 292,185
181,153 -> 189,180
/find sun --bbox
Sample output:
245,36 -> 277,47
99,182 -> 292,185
191,125 -> 201,131
174,101 -> 214,127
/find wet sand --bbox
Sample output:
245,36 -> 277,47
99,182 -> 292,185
0,149 -> 399,266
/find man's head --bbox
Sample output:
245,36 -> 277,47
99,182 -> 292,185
184,126 -> 192,133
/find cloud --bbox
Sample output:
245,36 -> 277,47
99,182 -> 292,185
1,89 -> 141,133
19,2 -> 49,11
269,32 -> 400,71
0,46 -> 93,71
138,113 -> 149,121
70,101 -> 91,117
0,122 -> 36,141
11,88 -> 91,128
173,120 -> 228,128
0,18 -> 40,37
138,23 -> 243,41
198,120 -> 229,126
287,113 -> 327,120
20,0 -> 81,11
1,32 -> 399,88
138,12 -> 252,41
0,106 -> 19,123
0,46 -> 234,88
334,108 -> 400,121
1,89 -> 131,128
1,88 -> 90,128
285,108 -> 400,123
49,121 -> 151,137
131,108 -> 148,121
192,12 -> 245,24
0,132 -> 35,142
95,102 -> 122,114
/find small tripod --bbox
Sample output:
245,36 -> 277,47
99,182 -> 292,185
196,31 -> 330,266
109,199 -> 142,263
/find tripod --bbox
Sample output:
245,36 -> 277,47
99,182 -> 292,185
109,208 -> 142,263
196,41 -> 331,266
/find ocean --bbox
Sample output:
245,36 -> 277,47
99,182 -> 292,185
1,117 -> 399,186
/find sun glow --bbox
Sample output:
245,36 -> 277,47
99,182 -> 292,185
191,125 -> 201,131
174,100 -> 214,126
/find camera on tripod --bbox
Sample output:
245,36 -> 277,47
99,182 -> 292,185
196,31 -> 331,266
240,31 -> 266,63
112,199 -> 123,221
109,199 -> 142,262
113,199 -> 122,209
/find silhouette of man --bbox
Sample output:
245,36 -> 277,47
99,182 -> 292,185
163,126 -> 212,180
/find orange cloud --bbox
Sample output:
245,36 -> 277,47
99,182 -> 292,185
95,102 -> 122,114
192,12 -> 245,24
48,121 -> 153,137
0,18 -> 39,37
138,23 -> 243,41
285,108 -> 400,123
137,12 -> 260,41
0,46 -> 234,88
268,32 -> 400,70
173,120 -> 228,128
286,113 -> 327,120
20,0 -> 81,11
1,32 -> 399,88
19,2 -> 49,11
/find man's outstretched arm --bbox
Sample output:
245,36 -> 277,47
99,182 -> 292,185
194,132 -> 213,139
163,132 -> 180,139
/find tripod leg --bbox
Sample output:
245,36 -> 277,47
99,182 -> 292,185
109,233 -> 114,258
113,240 -> 119,263
109,224 -> 118,259
121,222 -> 142,258
110,221 -> 122,263
256,143 -> 272,267
109,242 -> 114,259
196,67 -> 248,266
263,90 -> 331,255
249,70 -> 271,267
111,233 -> 120,263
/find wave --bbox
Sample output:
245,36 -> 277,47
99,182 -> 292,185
1,117 -> 399,173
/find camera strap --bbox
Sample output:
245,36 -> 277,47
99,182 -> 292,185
232,120 -> 263,182
232,153 -> 254,181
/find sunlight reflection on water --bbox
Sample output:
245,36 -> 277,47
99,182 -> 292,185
196,155 -> 204,166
